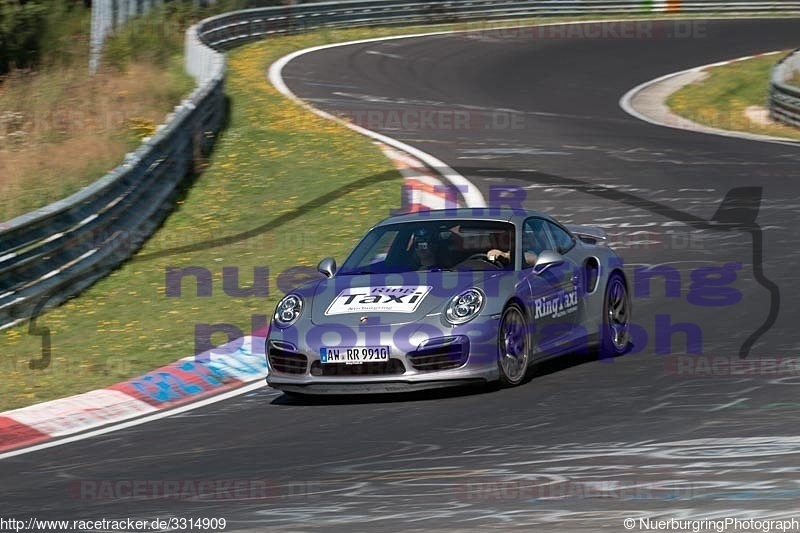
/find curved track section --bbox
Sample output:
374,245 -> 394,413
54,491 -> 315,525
3,18 -> 800,532
620,50 -> 800,145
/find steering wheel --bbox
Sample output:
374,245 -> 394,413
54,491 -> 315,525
465,252 -> 504,267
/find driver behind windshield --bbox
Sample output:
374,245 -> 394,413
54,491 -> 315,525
403,223 -> 516,271
410,227 -> 439,269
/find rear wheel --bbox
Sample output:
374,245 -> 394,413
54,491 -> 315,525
600,272 -> 631,358
497,303 -> 530,387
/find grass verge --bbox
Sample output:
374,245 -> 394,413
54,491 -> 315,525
667,52 -> 800,141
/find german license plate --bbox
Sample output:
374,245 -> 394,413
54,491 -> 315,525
320,346 -> 390,364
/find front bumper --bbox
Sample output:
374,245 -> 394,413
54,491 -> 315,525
266,316 -> 501,394
269,378 -> 488,395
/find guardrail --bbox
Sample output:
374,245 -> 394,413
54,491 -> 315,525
770,49 -> 800,128
3,0 -> 800,330
0,30 -> 225,330
195,0 -> 800,51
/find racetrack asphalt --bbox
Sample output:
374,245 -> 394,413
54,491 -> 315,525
3,17 -> 800,532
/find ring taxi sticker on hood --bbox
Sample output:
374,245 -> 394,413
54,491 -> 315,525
325,286 -> 433,315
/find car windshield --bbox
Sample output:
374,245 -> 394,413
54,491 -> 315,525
338,220 -> 516,274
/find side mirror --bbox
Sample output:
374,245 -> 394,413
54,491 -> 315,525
532,250 -> 565,274
317,257 -> 337,278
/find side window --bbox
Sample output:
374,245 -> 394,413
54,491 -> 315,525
544,221 -> 575,254
522,218 -> 554,267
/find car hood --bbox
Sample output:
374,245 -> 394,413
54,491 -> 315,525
309,271 -> 512,326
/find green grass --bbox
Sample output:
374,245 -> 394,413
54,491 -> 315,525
667,52 -> 800,141
2,13 -> 794,411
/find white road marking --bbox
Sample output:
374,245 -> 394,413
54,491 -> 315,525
365,50 -> 403,59
641,401 -> 670,413
707,398 -> 750,412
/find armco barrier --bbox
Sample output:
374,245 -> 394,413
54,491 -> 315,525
195,0 -> 800,51
0,29 -> 225,331
3,0 -> 800,330
770,49 -> 800,128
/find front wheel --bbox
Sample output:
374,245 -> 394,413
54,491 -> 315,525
599,272 -> 631,359
497,303 -> 531,387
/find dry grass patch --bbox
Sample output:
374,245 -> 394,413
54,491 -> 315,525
0,60 -> 193,220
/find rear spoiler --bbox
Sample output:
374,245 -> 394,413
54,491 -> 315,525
566,224 -> 608,245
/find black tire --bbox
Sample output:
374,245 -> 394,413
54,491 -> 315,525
599,272 -> 632,359
497,303 -> 531,387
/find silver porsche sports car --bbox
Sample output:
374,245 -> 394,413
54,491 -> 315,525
266,208 -> 631,394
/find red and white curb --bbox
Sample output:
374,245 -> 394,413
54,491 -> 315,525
377,143 -> 463,211
649,0 -> 682,12
0,336 -> 268,458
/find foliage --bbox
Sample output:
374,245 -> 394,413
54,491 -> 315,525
0,0 -> 48,74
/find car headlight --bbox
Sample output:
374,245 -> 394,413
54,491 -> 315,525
445,288 -> 484,325
273,294 -> 303,328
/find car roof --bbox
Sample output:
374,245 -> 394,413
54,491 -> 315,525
374,208 -> 553,227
